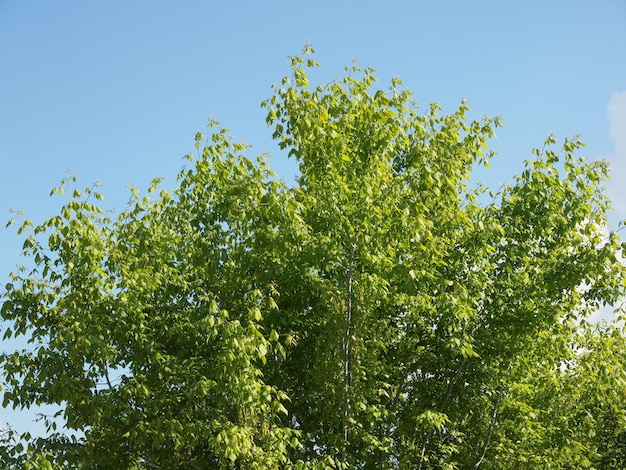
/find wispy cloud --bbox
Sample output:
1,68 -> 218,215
578,222 -> 625,324
595,95 -> 626,325
606,90 -> 626,216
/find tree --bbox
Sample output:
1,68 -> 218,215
1,140 -> 302,469
480,320 -> 626,469
2,45 -> 625,468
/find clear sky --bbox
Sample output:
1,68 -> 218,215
1,0 -> 625,437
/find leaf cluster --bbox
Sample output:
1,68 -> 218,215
2,46 -> 625,469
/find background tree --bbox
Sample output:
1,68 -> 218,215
2,46 -> 625,468
477,320 -> 626,469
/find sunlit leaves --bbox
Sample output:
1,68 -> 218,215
2,46 -> 626,469
0,124 -> 301,468
259,46 -> 625,468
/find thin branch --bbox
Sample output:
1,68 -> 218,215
101,361 -> 117,394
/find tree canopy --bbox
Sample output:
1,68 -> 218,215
2,46 -> 626,469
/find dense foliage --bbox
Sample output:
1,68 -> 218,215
2,46 -> 626,468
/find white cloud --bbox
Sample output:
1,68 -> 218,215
582,222 -> 626,325
597,92 -> 626,326
606,90 -> 626,215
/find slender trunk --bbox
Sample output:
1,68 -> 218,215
473,392 -> 501,469
418,357 -> 468,470
342,243 -> 357,464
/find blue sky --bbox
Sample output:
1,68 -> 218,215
1,0 -> 625,437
